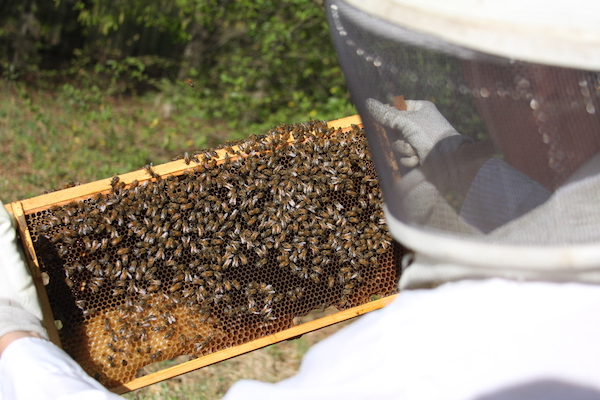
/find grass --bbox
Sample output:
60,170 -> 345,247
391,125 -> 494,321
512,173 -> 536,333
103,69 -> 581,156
1,79 -> 353,398
1,80 -> 236,203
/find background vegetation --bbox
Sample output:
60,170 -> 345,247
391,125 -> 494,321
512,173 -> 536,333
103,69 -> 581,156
1,0 -> 355,397
1,0 -> 355,202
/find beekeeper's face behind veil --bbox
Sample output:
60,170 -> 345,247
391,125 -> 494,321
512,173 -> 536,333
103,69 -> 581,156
462,61 -> 600,191
325,0 -> 600,287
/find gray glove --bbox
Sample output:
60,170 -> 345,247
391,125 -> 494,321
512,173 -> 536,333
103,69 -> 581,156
0,201 -> 48,339
366,99 -> 468,167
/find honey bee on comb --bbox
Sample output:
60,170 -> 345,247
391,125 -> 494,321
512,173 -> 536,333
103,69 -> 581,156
25,120 -> 402,389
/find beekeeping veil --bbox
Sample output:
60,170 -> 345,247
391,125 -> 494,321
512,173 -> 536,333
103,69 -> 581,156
325,0 -> 600,287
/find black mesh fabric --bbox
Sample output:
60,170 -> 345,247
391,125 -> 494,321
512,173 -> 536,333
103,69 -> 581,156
326,0 -> 600,246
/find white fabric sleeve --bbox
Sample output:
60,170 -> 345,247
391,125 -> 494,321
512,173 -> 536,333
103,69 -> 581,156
0,299 -> 48,340
490,153 -> 600,244
223,279 -> 600,400
0,337 -> 121,400
459,157 -> 551,233
0,201 -> 47,338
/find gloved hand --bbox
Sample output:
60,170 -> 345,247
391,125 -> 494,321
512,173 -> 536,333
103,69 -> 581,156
0,201 -> 48,340
366,98 -> 469,167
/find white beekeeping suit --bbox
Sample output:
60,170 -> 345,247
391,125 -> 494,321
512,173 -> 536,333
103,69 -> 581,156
3,0 -> 600,399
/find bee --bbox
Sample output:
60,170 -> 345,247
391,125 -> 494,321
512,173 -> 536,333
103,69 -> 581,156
183,78 -> 195,87
182,287 -> 197,298
124,281 -> 139,295
163,312 -> 176,325
186,320 -> 197,330
144,164 -> 162,180
294,287 -> 304,300
104,318 -> 111,332
65,277 -> 74,288
256,258 -> 268,268
169,282 -> 183,293
111,235 -> 123,246
147,284 -> 161,293
164,328 -> 175,340
110,175 -> 120,188
151,325 -> 166,333
174,245 -> 183,258
286,290 -> 297,301
75,299 -> 87,310
297,247 -> 308,260
165,237 -> 175,249
259,283 -> 275,295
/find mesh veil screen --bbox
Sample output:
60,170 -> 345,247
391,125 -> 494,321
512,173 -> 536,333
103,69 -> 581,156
327,1 -> 600,246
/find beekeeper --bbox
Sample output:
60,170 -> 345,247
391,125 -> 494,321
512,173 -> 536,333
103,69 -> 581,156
2,0 -> 600,399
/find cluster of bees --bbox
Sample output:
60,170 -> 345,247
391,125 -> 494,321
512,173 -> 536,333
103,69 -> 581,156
26,121 -> 401,387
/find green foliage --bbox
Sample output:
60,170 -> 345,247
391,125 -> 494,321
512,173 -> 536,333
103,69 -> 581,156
73,0 -> 185,38
1,0 -> 354,133
171,0 -> 353,128
0,80 -> 224,202
1,0 -> 355,201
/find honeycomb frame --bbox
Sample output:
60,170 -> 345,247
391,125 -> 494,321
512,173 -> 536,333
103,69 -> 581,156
8,115 -> 402,393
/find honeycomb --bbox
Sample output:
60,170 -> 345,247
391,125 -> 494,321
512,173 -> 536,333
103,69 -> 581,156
24,121 -> 401,388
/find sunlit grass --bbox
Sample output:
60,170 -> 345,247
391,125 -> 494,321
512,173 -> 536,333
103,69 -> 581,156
0,81 -> 229,203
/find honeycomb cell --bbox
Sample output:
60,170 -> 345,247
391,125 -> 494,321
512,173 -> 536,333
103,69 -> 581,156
25,121 -> 402,388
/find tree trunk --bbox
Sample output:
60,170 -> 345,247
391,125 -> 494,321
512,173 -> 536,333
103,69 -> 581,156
177,18 -> 210,80
12,0 -> 41,68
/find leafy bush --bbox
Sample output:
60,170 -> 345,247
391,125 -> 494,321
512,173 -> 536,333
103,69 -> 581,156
1,0 -> 355,133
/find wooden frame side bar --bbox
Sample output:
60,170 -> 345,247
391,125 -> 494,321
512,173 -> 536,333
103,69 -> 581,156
9,201 -> 62,346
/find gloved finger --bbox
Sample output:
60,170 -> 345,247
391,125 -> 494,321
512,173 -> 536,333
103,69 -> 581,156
367,98 -> 457,137
400,156 -> 420,168
365,98 -> 435,156
404,99 -> 427,112
392,139 -> 417,158
365,98 -> 403,129
366,98 -> 462,160
367,98 -> 431,124
0,201 -> 43,321
393,139 -> 421,167
365,98 -> 434,142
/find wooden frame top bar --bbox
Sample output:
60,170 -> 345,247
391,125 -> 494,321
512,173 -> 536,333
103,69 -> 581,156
10,115 -> 362,215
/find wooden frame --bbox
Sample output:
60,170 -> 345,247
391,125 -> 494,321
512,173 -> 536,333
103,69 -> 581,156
7,114 -> 400,393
